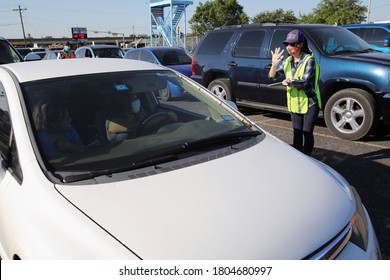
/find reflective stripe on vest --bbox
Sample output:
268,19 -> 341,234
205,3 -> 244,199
283,54 -> 321,113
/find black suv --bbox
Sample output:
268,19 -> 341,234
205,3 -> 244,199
191,24 -> 390,140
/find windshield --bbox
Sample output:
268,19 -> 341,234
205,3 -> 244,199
21,70 -> 260,182
153,49 -> 192,65
0,40 -> 23,64
94,47 -> 124,58
307,26 -> 374,55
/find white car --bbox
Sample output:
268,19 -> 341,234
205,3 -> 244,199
75,45 -> 124,58
0,59 -> 381,259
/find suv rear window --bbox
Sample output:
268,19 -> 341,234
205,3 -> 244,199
233,30 -> 265,58
197,31 -> 234,55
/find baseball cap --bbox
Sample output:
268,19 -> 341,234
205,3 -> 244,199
283,30 -> 305,44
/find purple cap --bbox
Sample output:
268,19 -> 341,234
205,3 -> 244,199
283,30 -> 305,44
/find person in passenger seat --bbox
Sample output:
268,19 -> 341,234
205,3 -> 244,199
33,101 -> 84,159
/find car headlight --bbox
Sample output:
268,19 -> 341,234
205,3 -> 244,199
309,158 -> 369,251
349,186 -> 369,251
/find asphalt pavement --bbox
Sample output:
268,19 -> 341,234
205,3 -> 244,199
241,108 -> 390,259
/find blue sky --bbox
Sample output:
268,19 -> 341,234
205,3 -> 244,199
1,0 -> 388,39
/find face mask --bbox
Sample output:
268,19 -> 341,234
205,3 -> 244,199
131,99 -> 141,113
64,46 -> 70,51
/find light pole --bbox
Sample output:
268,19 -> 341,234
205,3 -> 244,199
367,0 -> 371,23
13,5 -> 27,47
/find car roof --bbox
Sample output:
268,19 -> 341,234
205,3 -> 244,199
85,45 -> 121,49
128,46 -> 184,51
212,23 -> 331,30
0,58 -> 166,83
342,23 -> 390,28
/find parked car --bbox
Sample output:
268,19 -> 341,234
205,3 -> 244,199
342,23 -> 390,52
0,37 -> 24,64
43,50 -> 61,60
191,24 -> 390,141
15,47 -> 32,58
75,45 -> 124,58
0,58 -> 381,259
124,47 -> 192,100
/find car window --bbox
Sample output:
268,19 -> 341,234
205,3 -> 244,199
75,48 -> 85,58
139,50 -> 156,63
362,27 -> 390,46
233,30 -> 265,58
0,82 -> 22,181
0,40 -> 23,64
197,31 -> 234,55
153,49 -> 192,65
85,49 -> 93,58
93,48 -> 124,58
125,50 -> 140,60
267,29 -> 291,58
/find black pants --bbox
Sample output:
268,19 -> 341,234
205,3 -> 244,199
290,104 -> 320,156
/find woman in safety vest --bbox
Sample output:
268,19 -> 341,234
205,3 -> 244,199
268,29 -> 321,156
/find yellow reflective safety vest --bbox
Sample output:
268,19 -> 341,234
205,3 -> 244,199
283,54 -> 321,114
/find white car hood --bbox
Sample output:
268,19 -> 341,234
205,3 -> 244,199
56,135 -> 354,259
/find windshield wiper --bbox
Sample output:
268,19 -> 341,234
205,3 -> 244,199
332,49 -> 360,55
55,154 -> 178,183
57,130 -> 261,183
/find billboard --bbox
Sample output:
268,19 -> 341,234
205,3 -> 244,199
71,27 -> 88,43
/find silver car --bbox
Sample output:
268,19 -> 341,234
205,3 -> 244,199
75,45 -> 124,58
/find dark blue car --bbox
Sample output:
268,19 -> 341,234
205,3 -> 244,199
124,47 -> 192,100
191,24 -> 390,140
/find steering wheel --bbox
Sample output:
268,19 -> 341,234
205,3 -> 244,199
136,111 -> 177,136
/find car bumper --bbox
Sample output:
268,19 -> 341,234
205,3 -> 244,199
379,93 -> 390,126
190,74 -> 205,86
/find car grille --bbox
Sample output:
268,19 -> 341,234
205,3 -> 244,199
303,223 -> 352,260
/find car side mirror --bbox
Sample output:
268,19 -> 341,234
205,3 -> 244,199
24,52 -> 42,61
384,38 -> 389,47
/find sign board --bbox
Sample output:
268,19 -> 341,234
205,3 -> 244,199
71,27 -> 88,43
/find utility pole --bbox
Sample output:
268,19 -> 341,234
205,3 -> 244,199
367,0 -> 371,23
13,5 -> 27,47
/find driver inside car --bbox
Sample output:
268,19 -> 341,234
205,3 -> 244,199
106,93 -> 147,143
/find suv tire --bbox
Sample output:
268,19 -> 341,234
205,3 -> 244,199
208,78 -> 233,101
324,88 -> 377,140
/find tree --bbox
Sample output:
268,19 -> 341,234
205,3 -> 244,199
189,0 -> 249,36
252,9 -> 297,24
298,0 -> 367,25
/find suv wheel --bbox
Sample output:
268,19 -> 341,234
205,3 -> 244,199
324,88 -> 377,140
208,78 -> 233,101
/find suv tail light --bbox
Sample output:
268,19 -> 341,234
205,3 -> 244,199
191,55 -> 196,75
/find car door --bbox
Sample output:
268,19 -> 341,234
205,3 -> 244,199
256,28 -> 292,107
227,29 -> 266,101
